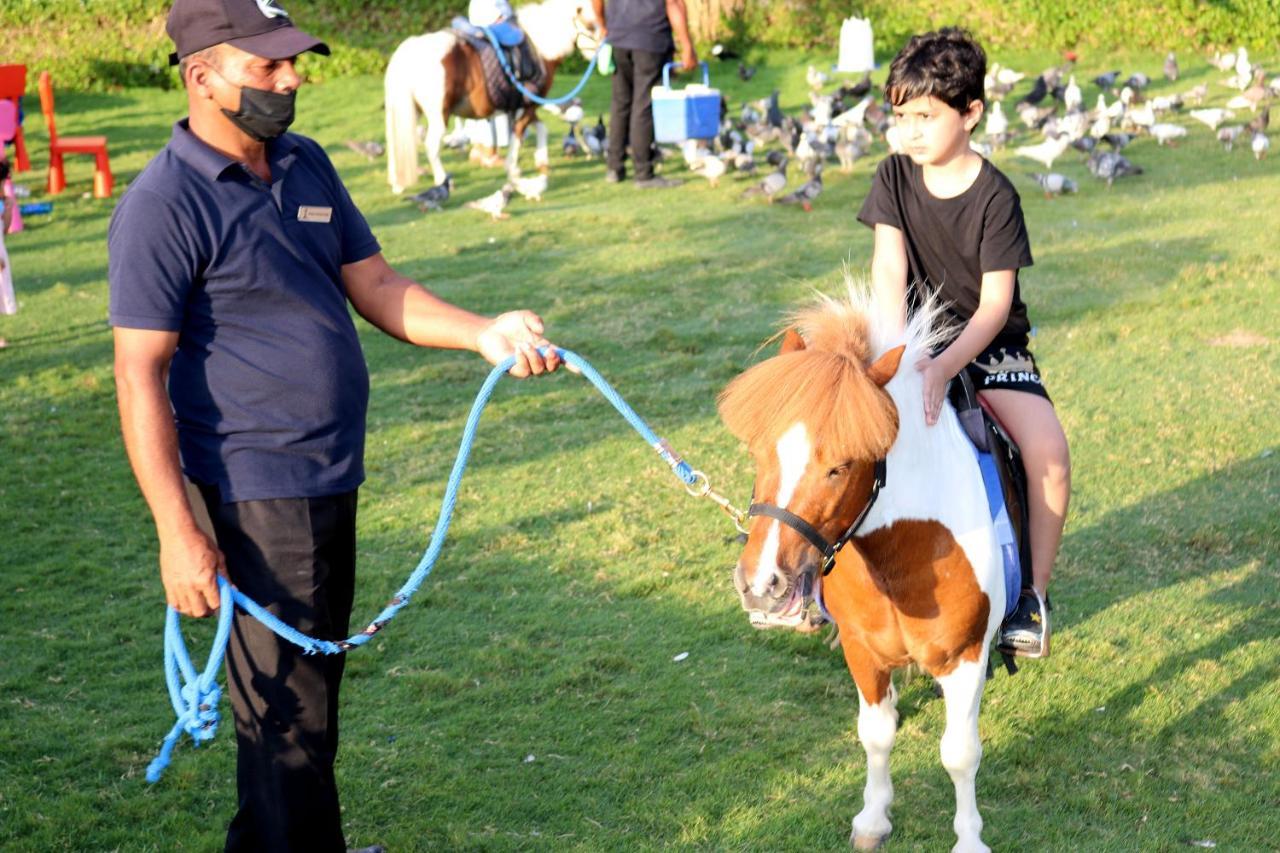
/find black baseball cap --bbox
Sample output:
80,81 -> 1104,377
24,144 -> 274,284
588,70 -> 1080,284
167,0 -> 330,66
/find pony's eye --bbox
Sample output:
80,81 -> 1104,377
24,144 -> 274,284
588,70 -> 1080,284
827,463 -> 851,479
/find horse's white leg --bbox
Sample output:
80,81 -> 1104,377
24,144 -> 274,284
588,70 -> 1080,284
935,659 -> 990,853
506,117 -> 523,178
850,680 -> 898,849
533,120 -> 549,172
423,108 -> 448,186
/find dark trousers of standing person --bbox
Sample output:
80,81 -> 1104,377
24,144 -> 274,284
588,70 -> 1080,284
607,46 -> 673,180
187,481 -> 359,853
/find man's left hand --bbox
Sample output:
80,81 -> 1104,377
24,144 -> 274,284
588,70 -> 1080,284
476,310 -> 563,377
679,46 -> 698,72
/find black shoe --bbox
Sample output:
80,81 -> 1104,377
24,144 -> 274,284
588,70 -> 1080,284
635,175 -> 683,189
999,588 -> 1050,659
604,169 -> 625,183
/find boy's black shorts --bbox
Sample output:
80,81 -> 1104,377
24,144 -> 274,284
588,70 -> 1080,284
964,343 -> 1053,403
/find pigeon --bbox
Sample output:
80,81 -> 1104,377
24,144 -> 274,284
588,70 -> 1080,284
512,173 -> 548,201
562,127 -> 582,157
1017,74 -> 1049,107
1014,134 -> 1071,170
1210,50 -> 1238,72
766,90 -> 785,129
1071,135 -> 1097,153
1225,71 -> 1269,112
837,73 -> 873,101
561,99 -> 585,127
806,65 -> 830,91
441,117 -> 470,150
741,157 -> 788,201
737,62 -> 756,82
710,43 -> 740,60
1101,132 -> 1134,151
344,139 -> 385,160
775,164 -> 823,211
1252,131 -> 1270,160
1163,52 -> 1179,81
1087,150 -> 1143,187
691,152 -> 727,186
1217,125 -> 1245,151
1031,172 -> 1077,197
1093,70 -> 1122,90
984,101 -> 1009,139
1247,107 -> 1270,135
1149,123 -> 1188,145
1063,75 -> 1082,113
1124,72 -> 1150,91
1184,83 -> 1209,105
408,175 -> 453,212
1017,102 -> 1058,130
1189,108 -> 1234,131
583,116 -> 607,158
464,184 -> 513,220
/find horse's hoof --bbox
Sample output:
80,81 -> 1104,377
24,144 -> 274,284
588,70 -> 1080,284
851,834 -> 888,851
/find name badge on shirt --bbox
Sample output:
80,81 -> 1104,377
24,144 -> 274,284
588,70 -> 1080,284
298,205 -> 333,223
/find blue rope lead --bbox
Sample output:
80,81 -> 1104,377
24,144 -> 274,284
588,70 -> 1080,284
483,29 -> 604,106
148,347 -> 702,781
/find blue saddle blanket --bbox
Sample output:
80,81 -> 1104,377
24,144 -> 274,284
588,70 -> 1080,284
974,446 -> 1022,620
451,16 -> 525,46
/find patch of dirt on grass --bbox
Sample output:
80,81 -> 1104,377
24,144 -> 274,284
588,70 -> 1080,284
1207,330 -> 1270,348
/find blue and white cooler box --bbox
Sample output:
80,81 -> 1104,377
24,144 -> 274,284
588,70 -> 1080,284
652,61 -> 720,143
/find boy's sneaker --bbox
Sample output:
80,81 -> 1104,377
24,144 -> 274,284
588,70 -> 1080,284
998,588 -> 1050,659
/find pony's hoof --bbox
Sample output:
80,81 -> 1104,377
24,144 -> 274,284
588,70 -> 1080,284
851,833 -> 889,851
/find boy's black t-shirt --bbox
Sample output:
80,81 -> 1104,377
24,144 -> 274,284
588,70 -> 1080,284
858,153 -> 1034,347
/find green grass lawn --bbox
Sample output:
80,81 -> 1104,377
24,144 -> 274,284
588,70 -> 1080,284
1,48 -> 1277,850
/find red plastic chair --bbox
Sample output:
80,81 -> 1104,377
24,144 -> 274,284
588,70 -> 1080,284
0,64 -> 30,172
38,70 -> 113,197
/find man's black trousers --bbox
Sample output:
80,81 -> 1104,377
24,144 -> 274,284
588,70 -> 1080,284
607,46 -> 674,180
188,481 -> 359,853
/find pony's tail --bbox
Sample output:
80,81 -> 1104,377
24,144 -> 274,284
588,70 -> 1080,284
385,42 -> 419,195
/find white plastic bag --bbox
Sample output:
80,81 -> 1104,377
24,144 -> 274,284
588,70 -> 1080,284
838,17 -> 875,73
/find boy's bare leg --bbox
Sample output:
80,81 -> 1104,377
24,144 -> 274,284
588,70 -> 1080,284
978,389 -> 1071,595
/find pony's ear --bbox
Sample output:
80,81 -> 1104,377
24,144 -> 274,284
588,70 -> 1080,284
780,328 -> 806,353
866,345 -> 905,387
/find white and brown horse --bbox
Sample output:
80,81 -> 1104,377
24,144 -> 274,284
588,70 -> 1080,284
719,284 -> 1003,852
384,0 -> 600,193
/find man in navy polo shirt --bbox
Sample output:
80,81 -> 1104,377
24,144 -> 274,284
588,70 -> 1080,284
108,1 -> 561,850
592,0 -> 697,188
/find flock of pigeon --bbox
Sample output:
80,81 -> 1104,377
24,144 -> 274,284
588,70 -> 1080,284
996,46 -> 1273,198
345,46 -> 1274,219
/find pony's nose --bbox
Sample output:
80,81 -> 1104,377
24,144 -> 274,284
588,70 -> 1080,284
734,562 -> 787,604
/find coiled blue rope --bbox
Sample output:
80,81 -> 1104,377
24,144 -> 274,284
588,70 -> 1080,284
483,28 -> 604,106
148,347 -> 700,782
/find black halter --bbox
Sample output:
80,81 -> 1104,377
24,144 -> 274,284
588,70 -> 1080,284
747,458 -> 887,577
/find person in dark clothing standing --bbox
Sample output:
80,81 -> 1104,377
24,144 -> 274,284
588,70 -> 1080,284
592,0 -> 696,188
109,1 -> 561,850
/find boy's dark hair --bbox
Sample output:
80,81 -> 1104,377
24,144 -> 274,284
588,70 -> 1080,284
0,158 -> 10,184
885,28 -> 986,113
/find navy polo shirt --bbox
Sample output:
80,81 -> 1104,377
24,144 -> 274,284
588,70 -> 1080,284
606,0 -> 674,54
108,119 -> 381,503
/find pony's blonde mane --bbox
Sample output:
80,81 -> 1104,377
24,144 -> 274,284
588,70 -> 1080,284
516,0 -> 584,62
718,274 -> 954,462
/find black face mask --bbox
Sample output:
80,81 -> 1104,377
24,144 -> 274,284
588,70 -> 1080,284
220,84 -> 296,142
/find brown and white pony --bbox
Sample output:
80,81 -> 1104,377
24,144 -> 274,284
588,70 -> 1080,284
384,0 -> 600,193
719,284 -> 1003,853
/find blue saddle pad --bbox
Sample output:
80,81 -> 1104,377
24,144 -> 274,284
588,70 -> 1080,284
487,21 -> 525,46
974,446 -> 1022,620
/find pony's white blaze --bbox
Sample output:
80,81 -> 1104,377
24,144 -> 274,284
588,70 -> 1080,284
752,422 -> 811,597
